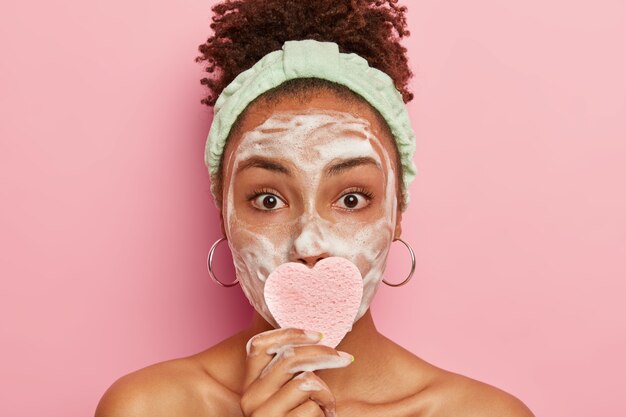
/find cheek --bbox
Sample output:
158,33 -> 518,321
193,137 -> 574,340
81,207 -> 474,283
323,217 -> 394,277
227,219 -> 297,280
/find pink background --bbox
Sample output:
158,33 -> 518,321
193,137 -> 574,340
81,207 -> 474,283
1,1 -> 625,416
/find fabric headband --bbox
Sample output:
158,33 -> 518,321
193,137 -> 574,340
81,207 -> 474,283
205,39 -> 418,209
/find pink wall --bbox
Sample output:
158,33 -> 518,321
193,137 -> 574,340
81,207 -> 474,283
1,1 -> 625,416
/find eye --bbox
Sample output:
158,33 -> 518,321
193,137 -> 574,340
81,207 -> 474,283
250,192 -> 287,211
334,191 -> 372,210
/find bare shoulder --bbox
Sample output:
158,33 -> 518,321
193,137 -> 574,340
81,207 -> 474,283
426,369 -> 535,417
94,355 -> 240,417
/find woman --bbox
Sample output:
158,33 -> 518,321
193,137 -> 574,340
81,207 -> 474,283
96,1 -> 535,416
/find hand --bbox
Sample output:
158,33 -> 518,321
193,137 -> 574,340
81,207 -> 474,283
239,327 -> 354,417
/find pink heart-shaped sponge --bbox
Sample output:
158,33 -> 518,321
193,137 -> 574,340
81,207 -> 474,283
264,257 -> 364,348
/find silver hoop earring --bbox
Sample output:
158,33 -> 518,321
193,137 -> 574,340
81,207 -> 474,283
207,237 -> 239,287
382,238 -> 416,287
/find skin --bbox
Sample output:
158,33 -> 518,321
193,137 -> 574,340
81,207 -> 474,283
95,89 -> 535,417
222,105 -> 400,330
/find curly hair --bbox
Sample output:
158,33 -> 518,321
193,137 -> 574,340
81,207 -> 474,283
195,0 -> 414,210
195,0 -> 414,107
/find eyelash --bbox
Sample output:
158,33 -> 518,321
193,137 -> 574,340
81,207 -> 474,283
335,187 -> 375,211
340,187 -> 374,201
245,187 -> 280,202
246,187 -> 375,212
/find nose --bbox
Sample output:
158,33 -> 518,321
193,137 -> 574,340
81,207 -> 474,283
289,216 -> 331,268
297,253 -> 330,268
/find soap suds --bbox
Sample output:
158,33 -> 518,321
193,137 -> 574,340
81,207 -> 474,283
294,372 -> 324,392
259,344 -> 296,379
287,353 -> 353,374
223,109 -> 397,328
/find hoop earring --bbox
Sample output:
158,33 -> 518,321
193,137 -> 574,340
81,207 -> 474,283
207,237 -> 239,288
382,238 -> 416,287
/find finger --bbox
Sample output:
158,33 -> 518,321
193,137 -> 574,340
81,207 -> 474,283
286,399 -> 328,417
244,345 -> 352,410
261,346 -> 353,379
244,328 -> 324,389
255,371 -> 336,417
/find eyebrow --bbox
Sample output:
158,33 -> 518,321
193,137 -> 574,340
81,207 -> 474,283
235,157 -> 292,176
325,157 -> 381,177
235,156 -> 381,177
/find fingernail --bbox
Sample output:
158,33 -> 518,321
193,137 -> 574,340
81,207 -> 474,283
304,329 -> 324,341
337,351 -> 354,362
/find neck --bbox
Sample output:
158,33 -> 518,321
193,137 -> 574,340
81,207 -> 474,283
244,308 -> 391,400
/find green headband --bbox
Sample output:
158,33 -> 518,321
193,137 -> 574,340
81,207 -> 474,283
205,39 -> 418,208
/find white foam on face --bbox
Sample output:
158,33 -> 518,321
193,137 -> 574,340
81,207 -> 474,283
222,109 -> 397,329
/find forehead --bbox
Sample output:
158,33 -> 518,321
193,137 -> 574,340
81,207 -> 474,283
236,110 -> 382,160
222,91 -> 397,170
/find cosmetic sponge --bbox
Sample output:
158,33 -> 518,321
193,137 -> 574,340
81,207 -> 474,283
264,257 -> 364,348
